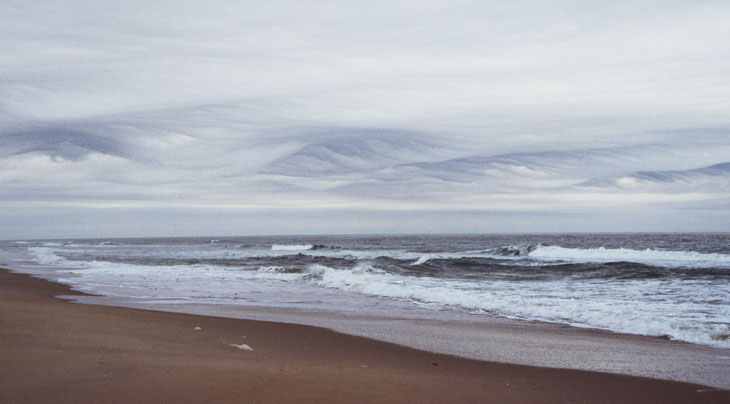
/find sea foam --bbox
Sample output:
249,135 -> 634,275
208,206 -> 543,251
28,247 -> 66,265
11,235 -> 730,349
271,244 -> 314,251
528,245 -> 730,268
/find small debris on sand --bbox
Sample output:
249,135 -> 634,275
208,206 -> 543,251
229,343 -> 254,351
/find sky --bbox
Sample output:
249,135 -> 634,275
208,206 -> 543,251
1,0 -> 730,239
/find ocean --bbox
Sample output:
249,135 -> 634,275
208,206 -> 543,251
2,233 -> 729,350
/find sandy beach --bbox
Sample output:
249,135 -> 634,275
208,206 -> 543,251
1,268 -> 728,404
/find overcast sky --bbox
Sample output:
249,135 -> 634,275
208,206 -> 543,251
1,0 -> 729,239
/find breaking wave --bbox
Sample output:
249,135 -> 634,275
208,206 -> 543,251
282,262 -> 730,348
409,243 -> 730,269
528,245 -> 730,268
270,244 -> 338,251
490,244 -> 540,257
12,234 -> 730,349
271,244 -> 314,251
28,247 -> 67,265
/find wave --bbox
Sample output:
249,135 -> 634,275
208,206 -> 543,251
411,255 -> 433,265
404,243 -> 730,270
311,244 -> 339,250
409,248 -> 523,266
19,242 -> 730,349
271,244 -> 314,251
528,245 -> 730,268
260,242 -> 730,270
270,244 -> 337,251
491,244 -> 539,257
290,263 -> 730,348
28,247 -> 67,265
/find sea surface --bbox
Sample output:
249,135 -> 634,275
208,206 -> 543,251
2,233 -> 729,349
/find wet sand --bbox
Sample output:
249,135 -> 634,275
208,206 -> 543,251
1,268 -> 728,404
102,298 -> 730,389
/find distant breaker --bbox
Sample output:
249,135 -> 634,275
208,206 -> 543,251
528,245 -> 730,268
410,243 -> 730,268
270,244 -> 337,251
491,244 -> 540,257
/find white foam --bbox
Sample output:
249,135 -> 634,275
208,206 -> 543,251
28,247 -> 66,265
529,245 -> 730,268
296,263 -> 730,348
14,242 -> 730,350
411,250 -> 506,265
229,343 -> 254,351
271,244 -> 313,251
412,255 -> 432,265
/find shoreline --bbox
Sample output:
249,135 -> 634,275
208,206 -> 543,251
9,262 -> 730,389
64,293 -> 730,389
1,267 -> 729,403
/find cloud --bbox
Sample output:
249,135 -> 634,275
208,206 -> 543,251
1,1 -> 730,237
587,161 -> 730,192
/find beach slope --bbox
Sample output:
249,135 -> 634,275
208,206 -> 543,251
1,268 -> 727,404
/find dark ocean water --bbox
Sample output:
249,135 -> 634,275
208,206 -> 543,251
2,233 -> 729,348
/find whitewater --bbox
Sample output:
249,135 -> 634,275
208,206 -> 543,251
1,233 -> 729,350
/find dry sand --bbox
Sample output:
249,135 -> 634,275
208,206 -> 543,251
1,268 -> 728,404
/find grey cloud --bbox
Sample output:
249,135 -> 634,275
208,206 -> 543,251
584,161 -> 730,192
259,129 -> 450,177
1,1 -> 730,237
0,126 -> 132,160
257,132 -> 730,197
